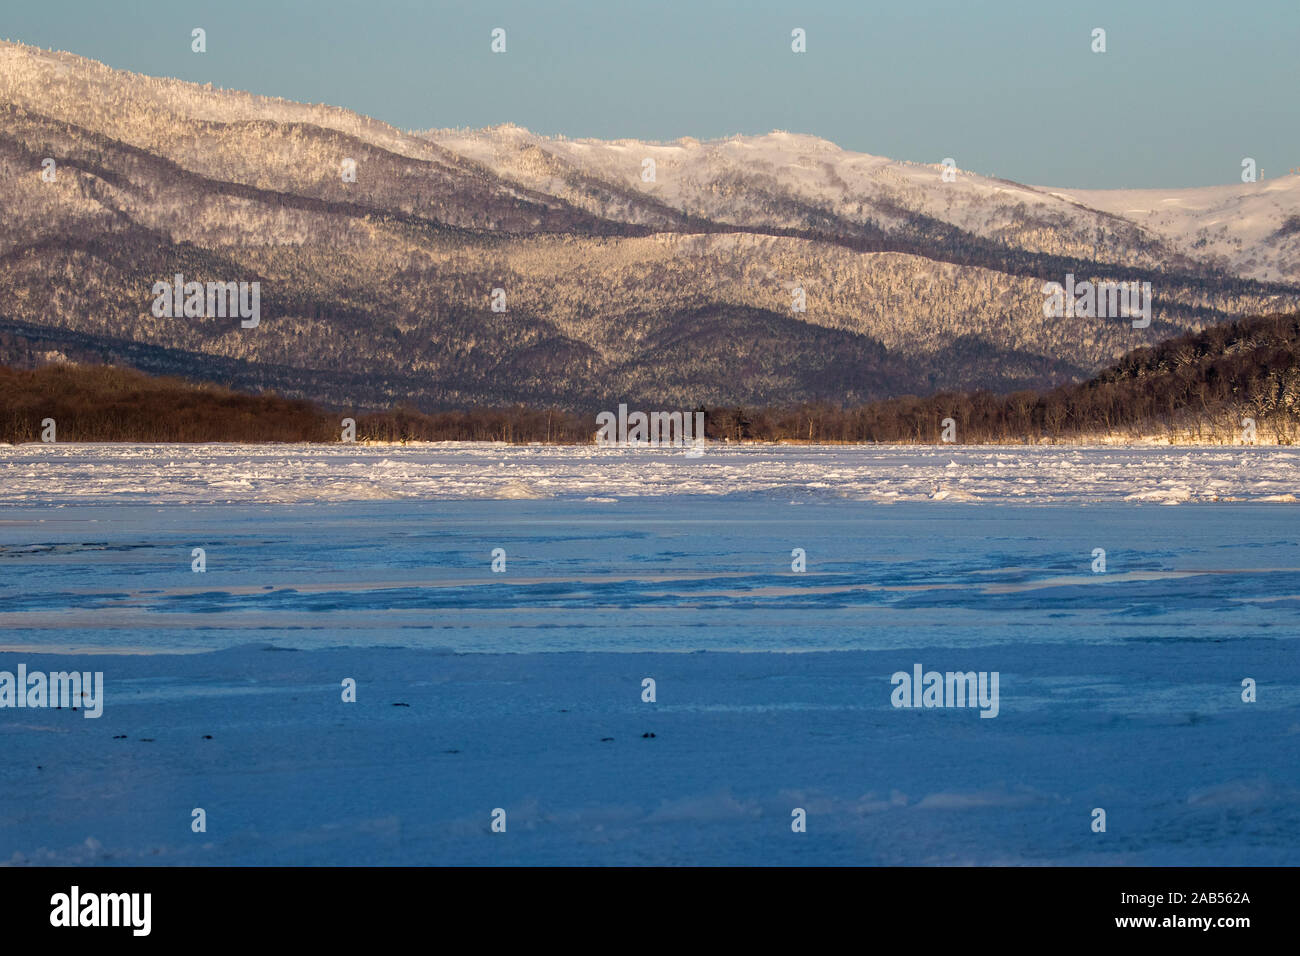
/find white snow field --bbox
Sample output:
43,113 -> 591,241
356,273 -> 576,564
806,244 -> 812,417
0,444 -> 1298,865
1,442 -> 1298,505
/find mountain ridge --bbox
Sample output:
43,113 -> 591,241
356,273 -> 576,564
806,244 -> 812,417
2,39 -> 1299,412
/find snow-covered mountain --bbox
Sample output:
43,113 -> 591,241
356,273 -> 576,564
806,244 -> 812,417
1,39 -> 1298,410
428,124 -> 1300,283
1051,177 -> 1300,282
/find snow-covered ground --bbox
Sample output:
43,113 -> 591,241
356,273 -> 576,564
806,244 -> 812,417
429,125 -> 1300,282
1,442 -> 1298,505
1,447 -> 1297,865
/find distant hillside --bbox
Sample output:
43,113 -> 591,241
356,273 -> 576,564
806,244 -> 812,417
2,41 -> 1299,412
734,312 -> 1300,444
0,364 -> 333,442
4,313 -> 1297,445
0,364 -> 591,443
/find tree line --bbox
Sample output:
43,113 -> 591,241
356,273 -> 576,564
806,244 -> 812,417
3,312 -> 1298,445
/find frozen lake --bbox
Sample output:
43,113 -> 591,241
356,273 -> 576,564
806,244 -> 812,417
1,445 -> 1297,864
2,497 -> 1300,655
2,441 -> 1299,505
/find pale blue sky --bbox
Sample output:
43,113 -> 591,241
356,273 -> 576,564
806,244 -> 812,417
5,0 -> 1297,188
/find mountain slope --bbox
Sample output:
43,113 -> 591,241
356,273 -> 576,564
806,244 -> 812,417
428,124 -> 1300,283
1,39 -> 1298,412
